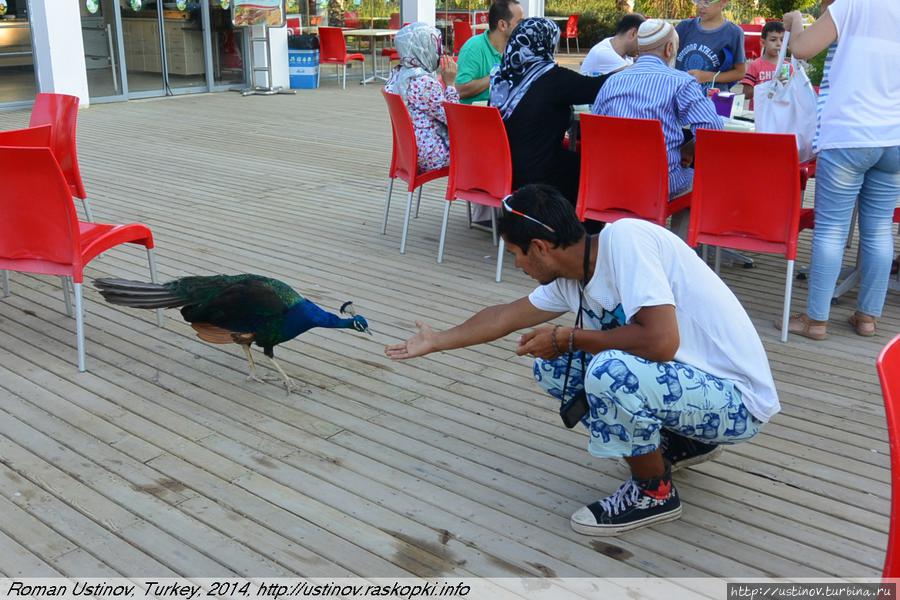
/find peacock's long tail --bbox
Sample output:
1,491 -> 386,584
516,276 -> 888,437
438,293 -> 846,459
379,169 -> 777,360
93,278 -> 185,309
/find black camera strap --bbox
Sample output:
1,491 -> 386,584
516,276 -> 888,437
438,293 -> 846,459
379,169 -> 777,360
559,234 -> 592,406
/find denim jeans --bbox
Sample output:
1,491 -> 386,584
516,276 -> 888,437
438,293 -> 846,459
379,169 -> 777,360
807,146 -> 900,320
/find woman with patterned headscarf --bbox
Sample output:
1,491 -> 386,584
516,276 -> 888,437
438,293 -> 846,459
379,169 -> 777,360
491,18 -> 609,215
386,22 -> 459,173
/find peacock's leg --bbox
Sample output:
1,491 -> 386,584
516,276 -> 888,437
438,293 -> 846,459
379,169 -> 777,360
266,355 -> 297,394
242,345 -> 270,384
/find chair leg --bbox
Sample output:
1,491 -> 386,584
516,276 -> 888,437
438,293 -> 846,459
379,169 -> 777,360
342,64 -> 347,89
399,191 -> 414,254
147,248 -> 164,328
495,236 -> 505,283
466,201 -> 473,228
576,37 -> 580,53
414,186 -> 423,219
361,60 -> 366,85
846,202 -> 858,249
74,282 -> 86,372
437,200 -> 452,263
781,259 -> 795,343
81,197 -> 95,222
1,271 -> 9,298
702,244 -> 709,264
317,64 -> 321,88
382,178 -> 395,234
566,38 -> 569,53
490,206 -> 498,247
714,247 -> 722,275
61,276 -> 73,317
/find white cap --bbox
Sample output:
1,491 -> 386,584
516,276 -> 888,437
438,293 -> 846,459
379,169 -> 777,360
638,19 -> 675,51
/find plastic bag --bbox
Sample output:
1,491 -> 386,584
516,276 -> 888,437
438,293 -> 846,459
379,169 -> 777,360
754,32 -> 818,162
287,33 -> 319,50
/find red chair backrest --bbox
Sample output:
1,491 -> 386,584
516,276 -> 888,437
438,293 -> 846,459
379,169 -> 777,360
453,20 -> 473,55
688,129 -> 802,258
576,114 -> 670,225
389,12 -> 401,30
443,102 -> 512,202
28,93 -> 86,199
382,90 -> 419,186
343,11 -> 360,28
0,146 -> 80,267
318,26 -> 349,62
739,23 -> 763,32
286,16 -> 301,36
566,14 -> 579,37
0,124 -> 52,148
877,334 -> 900,577
743,32 -> 761,60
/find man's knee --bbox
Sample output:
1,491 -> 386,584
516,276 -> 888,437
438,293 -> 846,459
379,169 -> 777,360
586,350 -> 646,396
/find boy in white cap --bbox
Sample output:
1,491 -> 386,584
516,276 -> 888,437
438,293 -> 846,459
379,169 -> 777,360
592,19 -> 722,212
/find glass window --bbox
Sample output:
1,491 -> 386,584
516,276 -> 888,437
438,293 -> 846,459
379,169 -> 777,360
0,0 -> 38,104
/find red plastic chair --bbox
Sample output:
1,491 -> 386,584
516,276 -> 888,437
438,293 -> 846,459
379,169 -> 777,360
317,27 -> 366,89
286,16 -> 301,36
688,129 -> 813,342
29,93 -> 93,221
452,20 -> 473,55
878,334 -> 900,577
576,114 -> 691,228
388,12 -> 401,29
0,147 -> 162,372
442,102 -> 512,282
0,124 -> 52,147
565,14 -> 580,53
343,11 -> 361,29
381,91 -> 450,254
740,24 -> 763,60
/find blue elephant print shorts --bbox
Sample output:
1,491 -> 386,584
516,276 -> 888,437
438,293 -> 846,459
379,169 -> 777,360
533,349 -> 762,458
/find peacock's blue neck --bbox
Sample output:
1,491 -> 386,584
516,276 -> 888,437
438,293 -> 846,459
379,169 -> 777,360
281,300 -> 355,338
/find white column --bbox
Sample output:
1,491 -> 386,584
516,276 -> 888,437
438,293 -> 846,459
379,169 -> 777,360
28,0 -> 90,106
519,0 -> 545,18
266,25 -> 290,89
401,0 -> 436,27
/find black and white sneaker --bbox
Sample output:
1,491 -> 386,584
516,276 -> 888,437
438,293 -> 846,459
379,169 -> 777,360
570,471 -> 682,536
660,430 -> 724,472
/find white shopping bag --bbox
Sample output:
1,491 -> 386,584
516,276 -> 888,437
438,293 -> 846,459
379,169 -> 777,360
754,32 -> 818,162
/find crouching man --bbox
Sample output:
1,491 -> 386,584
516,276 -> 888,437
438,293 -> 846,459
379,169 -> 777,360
385,184 -> 779,536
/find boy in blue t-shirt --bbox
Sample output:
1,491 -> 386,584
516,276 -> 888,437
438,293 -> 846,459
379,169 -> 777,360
675,0 -> 746,93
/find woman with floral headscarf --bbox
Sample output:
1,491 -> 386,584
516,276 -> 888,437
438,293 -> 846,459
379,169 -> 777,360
386,22 -> 460,173
491,18 -> 609,210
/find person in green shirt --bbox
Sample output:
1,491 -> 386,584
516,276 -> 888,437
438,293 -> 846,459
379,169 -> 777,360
456,0 -> 524,104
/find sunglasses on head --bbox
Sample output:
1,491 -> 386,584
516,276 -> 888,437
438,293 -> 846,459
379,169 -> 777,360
501,195 -> 556,233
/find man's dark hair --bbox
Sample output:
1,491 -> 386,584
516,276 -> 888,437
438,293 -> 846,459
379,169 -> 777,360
615,12 -> 645,35
497,184 -> 585,254
489,0 -> 520,31
762,20 -> 785,39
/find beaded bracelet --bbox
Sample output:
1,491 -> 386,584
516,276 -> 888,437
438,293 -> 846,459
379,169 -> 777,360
550,324 -> 562,356
568,327 -> 577,353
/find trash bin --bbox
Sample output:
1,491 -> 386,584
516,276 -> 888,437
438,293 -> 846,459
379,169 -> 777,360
287,34 -> 319,89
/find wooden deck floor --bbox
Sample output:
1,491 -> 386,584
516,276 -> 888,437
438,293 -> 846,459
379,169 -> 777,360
0,85 -> 896,579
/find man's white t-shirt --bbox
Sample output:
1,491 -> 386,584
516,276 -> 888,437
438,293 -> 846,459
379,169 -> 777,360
528,219 -> 780,422
580,37 -> 632,76
816,0 -> 900,151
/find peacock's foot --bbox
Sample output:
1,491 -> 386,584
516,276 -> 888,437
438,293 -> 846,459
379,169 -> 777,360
246,372 -> 284,384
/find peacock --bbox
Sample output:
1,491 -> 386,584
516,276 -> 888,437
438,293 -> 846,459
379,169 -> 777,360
94,274 -> 371,393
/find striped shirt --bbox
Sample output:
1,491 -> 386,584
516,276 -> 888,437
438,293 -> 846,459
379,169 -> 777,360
811,43 -> 837,153
591,55 -> 724,197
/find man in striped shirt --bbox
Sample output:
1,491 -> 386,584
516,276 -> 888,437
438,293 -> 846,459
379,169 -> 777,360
592,19 -> 723,200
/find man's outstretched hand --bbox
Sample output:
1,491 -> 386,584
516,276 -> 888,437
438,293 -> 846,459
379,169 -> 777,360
385,321 -> 438,360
